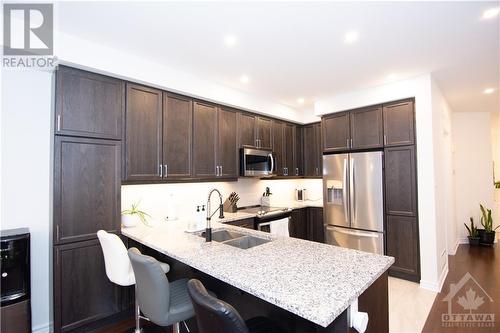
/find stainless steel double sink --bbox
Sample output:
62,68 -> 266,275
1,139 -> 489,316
198,228 -> 271,250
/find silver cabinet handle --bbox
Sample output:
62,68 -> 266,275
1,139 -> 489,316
159,164 -> 163,177
295,167 -> 299,175
216,166 -> 219,176
384,134 -> 387,146
326,226 -> 379,238
164,165 -> 168,177
346,138 -> 349,148
220,165 -> 223,176
56,115 -> 61,131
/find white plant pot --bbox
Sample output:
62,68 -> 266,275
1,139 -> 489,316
122,214 -> 140,228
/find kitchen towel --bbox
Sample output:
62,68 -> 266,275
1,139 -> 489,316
269,218 -> 290,237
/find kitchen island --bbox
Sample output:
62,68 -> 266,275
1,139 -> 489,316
122,220 -> 394,332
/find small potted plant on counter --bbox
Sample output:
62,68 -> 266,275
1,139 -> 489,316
121,201 -> 151,227
479,204 -> 498,245
464,217 -> 480,246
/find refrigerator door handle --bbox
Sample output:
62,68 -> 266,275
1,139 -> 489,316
343,158 -> 349,223
326,226 -> 379,238
350,157 -> 356,223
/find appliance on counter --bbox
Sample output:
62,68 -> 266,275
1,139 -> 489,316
295,188 -> 307,201
239,206 -> 292,236
1,228 -> 31,333
323,152 -> 384,255
240,148 -> 276,177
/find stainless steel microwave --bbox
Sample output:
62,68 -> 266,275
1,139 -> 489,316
240,148 -> 276,177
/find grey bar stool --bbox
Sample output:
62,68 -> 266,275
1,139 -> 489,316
128,247 -> 194,333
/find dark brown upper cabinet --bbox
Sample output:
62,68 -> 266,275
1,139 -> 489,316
257,117 -> 273,149
303,123 -> 322,177
193,101 -> 218,178
272,121 -> 285,175
350,106 -> 383,149
383,100 -> 415,146
322,112 -> 350,152
384,145 -> 417,216
55,66 -> 124,140
54,136 -> 121,245
237,113 -> 257,147
294,126 -> 304,176
162,93 -> 193,179
125,84 -> 162,181
217,107 -> 238,178
284,123 -> 295,176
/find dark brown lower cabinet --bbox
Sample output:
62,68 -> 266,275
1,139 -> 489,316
289,208 -> 308,240
290,208 -> 324,243
386,215 -> 420,282
54,239 -> 123,333
225,218 -> 255,229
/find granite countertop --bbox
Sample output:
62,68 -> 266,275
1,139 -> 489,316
122,221 -> 394,327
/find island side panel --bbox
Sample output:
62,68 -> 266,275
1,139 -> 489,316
352,271 -> 389,333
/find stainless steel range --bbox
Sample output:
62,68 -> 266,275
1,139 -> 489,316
239,206 -> 292,233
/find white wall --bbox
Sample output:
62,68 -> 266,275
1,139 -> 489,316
430,78 -> 455,285
314,74 -> 447,292
491,112 -> 500,226
1,69 -> 54,333
122,178 -> 323,223
453,112 -> 494,240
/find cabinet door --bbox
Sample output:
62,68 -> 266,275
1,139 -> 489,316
383,100 -> 415,146
257,117 -> 273,149
384,146 -> 417,216
386,215 -> 419,281
218,108 -> 238,178
55,66 -> 124,139
350,107 -> 383,149
284,123 -> 295,176
193,101 -> 218,177
290,209 -> 308,240
303,125 -> 318,177
54,240 -> 121,333
322,112 -> 350,152
225,218 -> 255,229
272,121 -> 285,175
125,84 -> 162,181
315,123 -> 323,176
294,126 -> 303,176
163,93 -> 192,178
307,207 -> 325,243
54,137 -> 121,245
238,113 -> 257,147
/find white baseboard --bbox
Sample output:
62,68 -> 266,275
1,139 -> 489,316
32,322 -> 52,333
419,263 -> 449,293
449,238 -> 460,255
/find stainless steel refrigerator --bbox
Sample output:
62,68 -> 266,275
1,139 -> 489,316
323,151 -> 384,255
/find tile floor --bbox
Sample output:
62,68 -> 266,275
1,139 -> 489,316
389,277 -> 437,333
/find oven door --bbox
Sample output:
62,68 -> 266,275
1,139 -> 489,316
240,148 -> 276,177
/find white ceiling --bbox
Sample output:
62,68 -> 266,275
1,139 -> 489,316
55,1 -> 499,114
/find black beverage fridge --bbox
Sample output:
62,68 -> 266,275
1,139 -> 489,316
1,228 -> 31,333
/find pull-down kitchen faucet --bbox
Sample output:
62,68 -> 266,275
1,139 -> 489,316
205,188 -> 225,242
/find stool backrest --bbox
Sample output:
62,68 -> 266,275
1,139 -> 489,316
128,247 -> 170,325
187,279 -> 249,333
97,230 -> 135,286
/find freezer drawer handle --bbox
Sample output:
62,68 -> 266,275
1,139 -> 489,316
326,226 -> 379,238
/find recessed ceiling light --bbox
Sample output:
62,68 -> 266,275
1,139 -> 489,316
224,35 -> 238,47
482,7 -> 500,20
297,98 -> 305,104
483,88 -> 495,94
344,30 -> 359,44
239,75 -> 249,84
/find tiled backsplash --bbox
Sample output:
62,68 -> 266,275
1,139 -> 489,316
121,178 -> 322,222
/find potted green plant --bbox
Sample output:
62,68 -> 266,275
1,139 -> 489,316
121,201 -> 151,228
479,204 -> 498,245
464,217 -> 480,246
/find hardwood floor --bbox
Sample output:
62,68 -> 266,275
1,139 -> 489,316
96,319 -> 171,333
422,243 -> 499,333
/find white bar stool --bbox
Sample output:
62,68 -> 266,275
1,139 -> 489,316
97,230 -> 170,333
